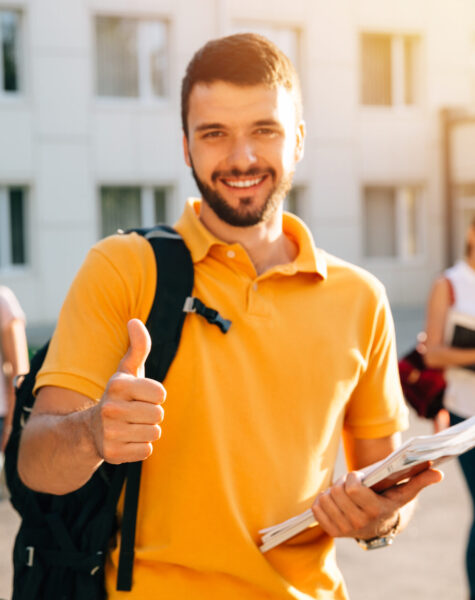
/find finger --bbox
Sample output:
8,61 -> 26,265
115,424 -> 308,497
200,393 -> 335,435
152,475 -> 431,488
102,396 -> 165,424
117,319 -> 151,377
312,489 -> 353,537
107,373 -> 166,405
106,442 -> 155,464
383,468 -> 444,504
103,423 -> 162,444
330,476 -> 376,527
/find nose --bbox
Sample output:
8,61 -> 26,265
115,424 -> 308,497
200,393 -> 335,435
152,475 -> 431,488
226,136 -> 257,171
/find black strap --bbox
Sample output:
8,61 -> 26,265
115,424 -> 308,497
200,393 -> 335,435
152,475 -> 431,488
116,462 -> 142,591
116,225 -> 195,591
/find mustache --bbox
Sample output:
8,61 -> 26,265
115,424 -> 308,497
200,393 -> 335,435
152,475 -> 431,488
211,167 -> 275,183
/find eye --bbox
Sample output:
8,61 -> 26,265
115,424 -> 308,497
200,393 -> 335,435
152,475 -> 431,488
202,130 -> 224,139
255,128 -> 278,137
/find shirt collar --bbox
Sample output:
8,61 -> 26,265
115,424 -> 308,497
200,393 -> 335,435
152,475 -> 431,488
174,198 -> 327,280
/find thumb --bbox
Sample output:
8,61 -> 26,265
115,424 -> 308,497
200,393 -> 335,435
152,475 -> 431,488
117,319 -> 151,377
383,467 -> 444,503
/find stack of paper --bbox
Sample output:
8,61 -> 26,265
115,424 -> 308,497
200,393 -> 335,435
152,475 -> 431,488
259,416 -> 475,553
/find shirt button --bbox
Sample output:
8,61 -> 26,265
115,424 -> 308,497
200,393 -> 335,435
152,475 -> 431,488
227,250 -> 236,258
252,283 -> 258,291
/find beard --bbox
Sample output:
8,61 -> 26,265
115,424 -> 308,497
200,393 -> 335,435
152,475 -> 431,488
189,159 -> 294,228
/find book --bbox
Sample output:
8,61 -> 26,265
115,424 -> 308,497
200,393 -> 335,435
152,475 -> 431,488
451,324 -> 475,372
258,415 -> 475,553
447,311 -> 475,372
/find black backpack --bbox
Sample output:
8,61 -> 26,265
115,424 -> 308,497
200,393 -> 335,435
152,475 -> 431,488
4,225 -> 231,600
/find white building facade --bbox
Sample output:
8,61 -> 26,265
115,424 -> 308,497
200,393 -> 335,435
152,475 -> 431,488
1,0 -> 475,337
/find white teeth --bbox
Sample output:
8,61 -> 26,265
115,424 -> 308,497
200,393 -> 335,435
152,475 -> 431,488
225,177 -> 263,188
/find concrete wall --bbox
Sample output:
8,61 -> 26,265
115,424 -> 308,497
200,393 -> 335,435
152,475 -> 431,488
1,0 -> 475,338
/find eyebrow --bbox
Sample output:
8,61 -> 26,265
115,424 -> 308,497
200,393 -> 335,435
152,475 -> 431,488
194,122 -> 226,132
253,119 -> 281,127
194,119 -> 282,133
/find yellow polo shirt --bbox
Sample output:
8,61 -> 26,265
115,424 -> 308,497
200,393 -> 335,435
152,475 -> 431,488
36,198 -> 408,600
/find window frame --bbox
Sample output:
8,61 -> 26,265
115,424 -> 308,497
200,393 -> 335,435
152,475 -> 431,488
98,184 -> 174,239
359,30 -> 423,111
93,11 -> 171,106
361,183 -> 426,264
0,7 -> 24,99
0,185 -> 29,272
283,184 -> 306,221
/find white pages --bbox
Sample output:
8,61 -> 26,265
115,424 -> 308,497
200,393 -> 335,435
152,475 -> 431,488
259,416 -> 475,553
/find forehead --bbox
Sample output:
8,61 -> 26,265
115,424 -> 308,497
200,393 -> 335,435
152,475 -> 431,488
186,81 -> 297,131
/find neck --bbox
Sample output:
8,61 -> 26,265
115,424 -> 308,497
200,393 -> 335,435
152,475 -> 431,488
199,202 -> 298,275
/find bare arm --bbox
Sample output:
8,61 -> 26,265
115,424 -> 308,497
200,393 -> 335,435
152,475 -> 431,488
424,277 -> 475,368
18,319 -> 166,495
311,432 -> 442,540
1,317 -> 29,450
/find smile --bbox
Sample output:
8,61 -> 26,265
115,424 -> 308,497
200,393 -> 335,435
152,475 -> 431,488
222,176 -> 266,189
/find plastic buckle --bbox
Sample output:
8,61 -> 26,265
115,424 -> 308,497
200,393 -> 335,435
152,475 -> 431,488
26,546 -> 34,567
183,297 -> 196,313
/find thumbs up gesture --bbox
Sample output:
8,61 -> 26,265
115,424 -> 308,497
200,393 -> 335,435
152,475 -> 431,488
90,319 -> 166,464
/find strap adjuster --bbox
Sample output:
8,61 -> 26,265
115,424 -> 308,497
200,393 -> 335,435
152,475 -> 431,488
26,546 -> 34,567
183,297 -> 232,333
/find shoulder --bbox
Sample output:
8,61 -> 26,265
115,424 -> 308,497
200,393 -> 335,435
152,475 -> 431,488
429,273 -> 454,305
90,232 -> 155,269
322,252 -> 386,303
69,232 -> 157,321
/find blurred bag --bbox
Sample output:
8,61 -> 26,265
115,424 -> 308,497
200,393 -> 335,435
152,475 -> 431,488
398,346 -> 445,419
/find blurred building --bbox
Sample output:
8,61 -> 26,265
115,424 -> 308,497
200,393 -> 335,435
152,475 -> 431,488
1,0 -> 475,339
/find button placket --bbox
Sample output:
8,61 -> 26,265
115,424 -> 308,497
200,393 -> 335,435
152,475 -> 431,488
247,278 -> 271,317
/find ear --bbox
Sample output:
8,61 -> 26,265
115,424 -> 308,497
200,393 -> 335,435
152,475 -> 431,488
183,133 -> 191,167
294,121 -> 306,163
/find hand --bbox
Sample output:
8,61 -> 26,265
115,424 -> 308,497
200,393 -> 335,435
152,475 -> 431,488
89,318 -> 166,464
433,408 -> 450,433
311,467 -> 443,540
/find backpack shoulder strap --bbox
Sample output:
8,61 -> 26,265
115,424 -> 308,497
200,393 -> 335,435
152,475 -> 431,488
142,225 -> 195,380
117,224 -> 194,592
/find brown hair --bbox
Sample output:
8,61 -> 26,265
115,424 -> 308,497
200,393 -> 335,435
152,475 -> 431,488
181,33 -> 302,137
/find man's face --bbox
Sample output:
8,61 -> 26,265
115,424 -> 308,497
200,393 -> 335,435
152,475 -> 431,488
183,82 -> 305,227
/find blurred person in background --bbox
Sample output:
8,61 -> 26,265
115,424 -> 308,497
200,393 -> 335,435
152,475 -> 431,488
424,218 -> 475,600
0,285 -> 29,453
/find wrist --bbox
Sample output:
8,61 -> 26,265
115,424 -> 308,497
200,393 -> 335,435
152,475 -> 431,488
355,512 -> 400,551
80,405 -> 104,464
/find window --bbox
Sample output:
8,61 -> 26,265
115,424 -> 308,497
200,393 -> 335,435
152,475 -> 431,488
0,9 -> 22,94
0,187 -> 27,268
96,16 -> 168,99
284,186 -> 304,218
360,33 -> 420,106
363,186 -> 423,259
100,186 -> 171,238
232,22 -> 300,73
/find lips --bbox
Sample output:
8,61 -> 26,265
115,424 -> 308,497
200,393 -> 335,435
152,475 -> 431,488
222,176 -> 266,189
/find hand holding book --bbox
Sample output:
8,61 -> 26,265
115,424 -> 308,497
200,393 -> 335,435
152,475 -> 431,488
259,416 -> 475,552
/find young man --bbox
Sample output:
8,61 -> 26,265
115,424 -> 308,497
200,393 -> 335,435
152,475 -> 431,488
18,34 -> 441,599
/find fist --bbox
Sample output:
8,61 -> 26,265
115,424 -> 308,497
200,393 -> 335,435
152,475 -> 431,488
91,319 -> 166,464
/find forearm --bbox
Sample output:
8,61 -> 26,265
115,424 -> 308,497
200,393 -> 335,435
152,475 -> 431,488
424,345 -> 475,369
18,406 -> 103,495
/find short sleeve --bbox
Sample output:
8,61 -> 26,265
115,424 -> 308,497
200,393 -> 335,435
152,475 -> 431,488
344,290 -> 409,439
34,234 -> 156,401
